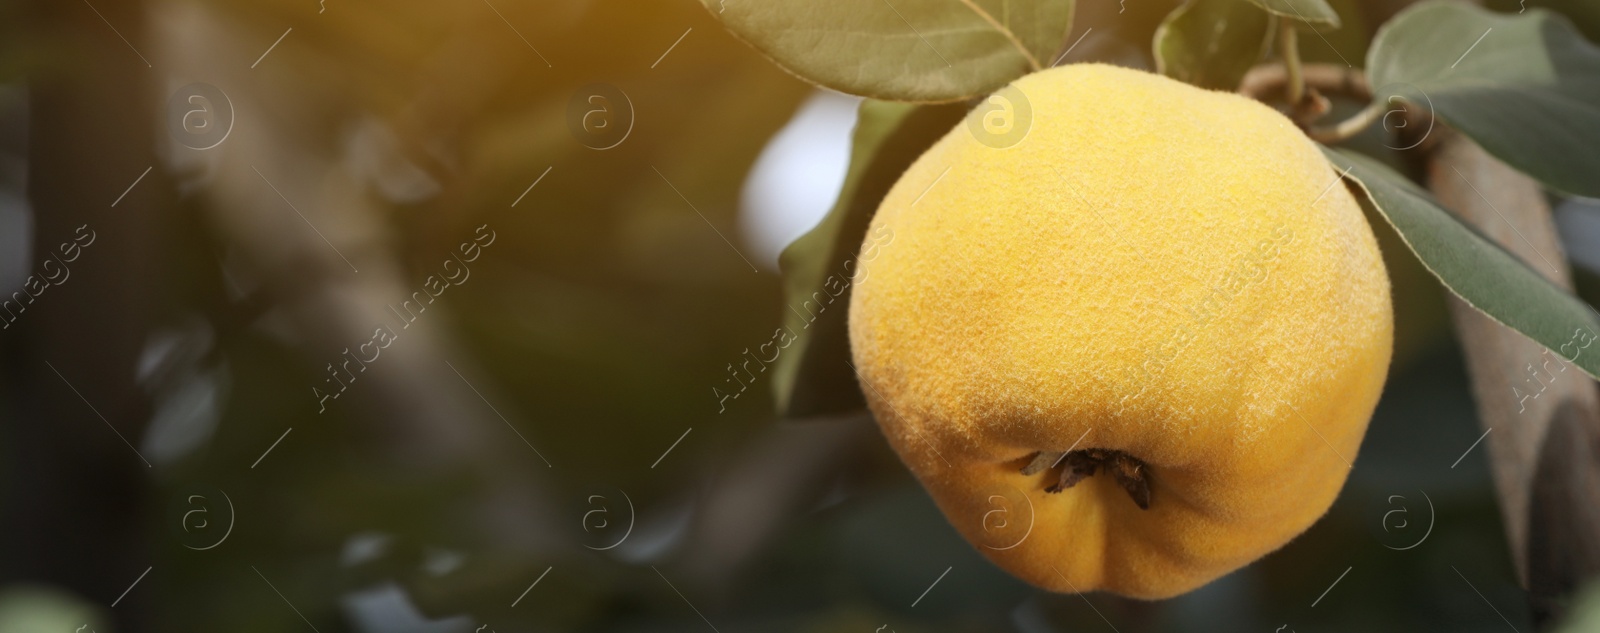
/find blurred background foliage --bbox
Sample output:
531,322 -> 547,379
0,0 -> 1597,631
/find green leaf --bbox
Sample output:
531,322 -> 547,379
701,0 -> 1072,102
1153,0 -> 1274,90
1321,146 -> 1600,381
1241,0 -> 1340,27
773,100 -> 966,418
1486,0 -> 1600,45
1556,578 -> 1600,633
1367,1 -> 1600,197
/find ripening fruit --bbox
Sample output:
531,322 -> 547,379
847,63 -> 1392,599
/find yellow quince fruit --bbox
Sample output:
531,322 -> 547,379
847,63 -> 1393,599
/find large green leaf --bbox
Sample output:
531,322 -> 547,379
1486,0 -> 1600,46
701,0 -> 1072,102
1368,1 -> 1600,197
1241,0 -> 1340,26
1322,146 -> 1600,380
1153,0 -> 1274,90
773,100 -> 966,418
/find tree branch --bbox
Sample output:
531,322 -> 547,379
1239,62 -> 1371,103
1426,128 -> 1600,629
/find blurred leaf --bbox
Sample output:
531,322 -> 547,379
1153,0 -> 1273,90
1557,577 -> 1600,632
1242,0 -> 1340,27
1322,146 -> 1600,381
0,586 -> 109,633
1368,1 -> 1600,197
1486,0 -> 1600,44
773,100 -> 965,418
700,0 -> 1072,102
1295,0 -> 1368,68
1537,0 -> 1600,41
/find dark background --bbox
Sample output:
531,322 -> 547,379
0,0 -> 1596,630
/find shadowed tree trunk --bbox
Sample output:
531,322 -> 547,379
0,0 -> 165,630
1427,128 -> 1600,629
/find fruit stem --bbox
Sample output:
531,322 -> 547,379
1279,19 -> 1306,107
1306,100 -> 1388,144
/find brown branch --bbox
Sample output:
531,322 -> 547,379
1239,62 -> 1371,103
1426,128 -> 1600,629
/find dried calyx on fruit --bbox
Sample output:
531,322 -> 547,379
1021,449 -> 1151,509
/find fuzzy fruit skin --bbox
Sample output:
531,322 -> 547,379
847,64 -> 1392,599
